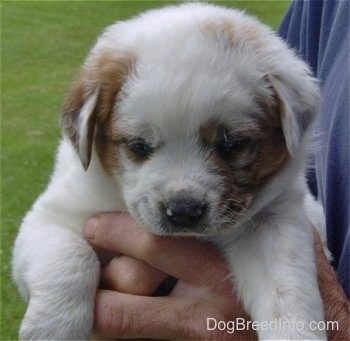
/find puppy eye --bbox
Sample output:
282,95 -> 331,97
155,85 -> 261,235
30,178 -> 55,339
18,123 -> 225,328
127,139 -> 153,159
217,131 -> 251,158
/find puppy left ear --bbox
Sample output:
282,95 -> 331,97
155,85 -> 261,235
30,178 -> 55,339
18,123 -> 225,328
267,74 -> 320,156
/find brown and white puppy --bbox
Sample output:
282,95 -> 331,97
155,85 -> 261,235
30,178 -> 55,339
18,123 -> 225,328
12,3 -> 327,340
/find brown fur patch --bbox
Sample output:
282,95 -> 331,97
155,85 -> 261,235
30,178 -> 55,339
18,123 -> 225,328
93,50 -> 134,175
92,51 -> 134,122
200,92 -> 289,220
200,118 -> 222,146
94,122 -> 121,177
61,70 -> 89,156
240,22 -> 268,49
200,18 -> 236,47
200,16 -> 268,51
61,49 -> 134,174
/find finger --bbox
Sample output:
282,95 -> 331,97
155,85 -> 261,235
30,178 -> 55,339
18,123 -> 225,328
94,289 -> 210,340
84,213 -> 230,286
101,255 -> 168,295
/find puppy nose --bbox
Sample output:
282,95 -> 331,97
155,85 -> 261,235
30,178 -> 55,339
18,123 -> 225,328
165,198 -> 207,228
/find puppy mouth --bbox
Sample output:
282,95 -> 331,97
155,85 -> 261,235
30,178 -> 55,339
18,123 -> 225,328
158,216 -> 246,237
133,200 -> 250,237
159,222 -> 230,237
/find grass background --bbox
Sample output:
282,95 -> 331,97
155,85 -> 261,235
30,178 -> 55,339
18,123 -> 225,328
1,1 -> 289,339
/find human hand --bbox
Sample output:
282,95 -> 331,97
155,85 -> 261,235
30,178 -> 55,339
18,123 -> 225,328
84,212 -> 256,340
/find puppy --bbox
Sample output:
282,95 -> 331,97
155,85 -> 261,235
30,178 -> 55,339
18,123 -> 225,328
12,3 -> 327,340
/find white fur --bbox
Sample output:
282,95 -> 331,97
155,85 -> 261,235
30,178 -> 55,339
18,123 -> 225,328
13,3 -> 327,340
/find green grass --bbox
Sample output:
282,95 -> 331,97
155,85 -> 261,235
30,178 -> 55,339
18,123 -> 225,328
1,1 -> 289,339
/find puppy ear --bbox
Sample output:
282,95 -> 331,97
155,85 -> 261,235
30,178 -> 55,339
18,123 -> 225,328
61,51 -> 133,170
267,74 -> 320,156
61,75 -> 99,170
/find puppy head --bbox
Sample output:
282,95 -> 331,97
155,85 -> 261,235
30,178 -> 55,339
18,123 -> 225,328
61,3 -> 319,235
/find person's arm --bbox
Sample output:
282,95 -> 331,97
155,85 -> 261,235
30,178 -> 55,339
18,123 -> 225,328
84,212 -> 256,340
314,230 -> 350,341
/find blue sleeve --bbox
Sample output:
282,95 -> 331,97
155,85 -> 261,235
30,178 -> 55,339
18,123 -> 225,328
278,0 -> 349,298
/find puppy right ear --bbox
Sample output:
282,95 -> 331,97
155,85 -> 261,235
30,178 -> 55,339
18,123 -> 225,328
61,50 -> 133,170
61,74 -> 99,170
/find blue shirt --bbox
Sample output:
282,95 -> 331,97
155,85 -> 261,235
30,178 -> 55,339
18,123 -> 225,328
278,0 -> 349,298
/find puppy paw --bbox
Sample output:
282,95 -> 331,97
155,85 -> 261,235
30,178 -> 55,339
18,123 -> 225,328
19,298 -> 93,340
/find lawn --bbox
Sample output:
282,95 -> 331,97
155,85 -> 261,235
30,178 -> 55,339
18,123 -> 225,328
1,1 -> 289,339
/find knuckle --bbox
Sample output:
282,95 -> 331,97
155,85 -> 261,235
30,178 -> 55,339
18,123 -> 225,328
106,256 -> 166,295
117,264 -> 143,290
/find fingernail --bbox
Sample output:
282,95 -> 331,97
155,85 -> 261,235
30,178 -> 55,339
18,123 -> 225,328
84,217 -> 99,239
